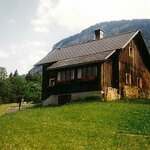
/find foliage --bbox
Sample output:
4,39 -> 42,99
24,82 -> 41,103
0,78 -> 11,102
0,68 -> 42,103
9,76 -> 27,103
26,72 -> 41,84
13,69 -> 19,77
25,72 -> 42,103
0,100 -> 150,149
71,95 -> 101,103
0,67 -> 7,80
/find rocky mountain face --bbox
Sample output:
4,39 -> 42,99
53,19 -> 150,52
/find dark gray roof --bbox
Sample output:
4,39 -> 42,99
36,30 -> 139,66
48,50 -> 115,70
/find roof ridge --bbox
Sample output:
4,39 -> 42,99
35,30 -> 141,66
53,30 -> 139,51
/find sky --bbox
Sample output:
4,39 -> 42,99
0,0 -> 150,75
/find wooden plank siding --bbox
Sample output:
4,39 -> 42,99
119,39 -> 150,91
101,60 -> 113,91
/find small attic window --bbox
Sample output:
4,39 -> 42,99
129,41 -> 134,57
129,46 -> 133,57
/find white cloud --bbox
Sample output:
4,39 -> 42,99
7,18 -> 16,24
32,0 -> 150,35
31,0 -> 60,33
0,41 -> 48,75
1,0 -> 150,75
0,49 -> 9,58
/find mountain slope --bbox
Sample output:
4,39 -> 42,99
53,19 -> 150,52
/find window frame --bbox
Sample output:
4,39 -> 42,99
70,70 -> 75,80
126,73 -> 132,85
49,78 -> 55,87
77,66 -> 97,80
57,69 -> 75,82
137,77 -> 142,88
129,46 -> 133,57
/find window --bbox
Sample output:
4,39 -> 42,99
49,78 -> 55,87
137,77 -> 142,88
57,69 -> 75,82
77,69 -> 81,79
126,73 -> 131,85
129,46 -> 133,57
77,66 -> 97,79
91,66 -> 97,77
129,41 -> 134,57
66,70 -> 70,81
71,70 -> 75,80
61,71 -> 66,81
87,67 -> 92,77
57,72 -> 61,81
82,68 -> 86,78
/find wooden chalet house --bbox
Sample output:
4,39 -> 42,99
36,29 -> 150,105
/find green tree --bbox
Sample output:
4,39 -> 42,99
0,78 -> 11,102
26,72 -> 41,84
9,72 -> 13,78
25,73 -> 42,103
9,76 -> 27,103
24,82 -> 41,103
0,67 -> 8,102
13,70 -> 19,77
0,67 -> 7,80
0,68 -> 42,104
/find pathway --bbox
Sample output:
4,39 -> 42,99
5,103 -> 36,114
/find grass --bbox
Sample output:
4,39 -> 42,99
0,99 -> 150,150
0,103 -> 12,116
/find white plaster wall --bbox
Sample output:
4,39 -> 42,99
43,95 -> 58,106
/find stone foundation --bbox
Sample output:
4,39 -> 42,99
43,91 -> 102,106
105,87 -> 120,101
138,88 -> 150,99
122,85 -> 138,98
122,85 -> 150,99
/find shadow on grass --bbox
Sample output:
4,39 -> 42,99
27,98 -> 150,110
120,98 -> 150,105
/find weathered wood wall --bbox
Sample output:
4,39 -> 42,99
119,39 -> 150,91
101,60 -> 113,91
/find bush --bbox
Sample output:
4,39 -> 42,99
71,95 -> 101,104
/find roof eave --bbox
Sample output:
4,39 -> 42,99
122,30 -> 140,49
47,59 -> 105,70
104,50 -> 116,60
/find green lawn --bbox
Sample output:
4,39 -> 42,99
0,103 -> 12,116
0,100 -> 150,150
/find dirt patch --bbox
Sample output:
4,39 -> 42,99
5,103 -> 36,114
5,105 -> 20,113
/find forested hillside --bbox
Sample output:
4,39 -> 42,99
53,19 -> 150,52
